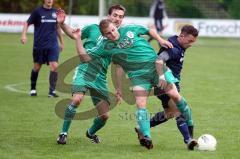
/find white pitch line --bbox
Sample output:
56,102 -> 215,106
4,81 -> 47,94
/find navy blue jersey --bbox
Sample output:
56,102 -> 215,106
27,6 -> 58,49
158,35 -> 185,81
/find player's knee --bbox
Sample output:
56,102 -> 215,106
33,64 -> 41,71
49,62 -> 58,71
72,94 -> 84,106
136,100 -> 147,108
135,95 -> 148,107
168,91 -> 181,103
99,112 -> 109,121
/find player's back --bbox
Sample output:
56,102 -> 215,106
76,24 -> 111,81
116,24 -> 157,63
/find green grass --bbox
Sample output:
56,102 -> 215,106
0,33 -> 240,159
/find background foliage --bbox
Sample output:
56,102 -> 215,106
0,0 -> 239,19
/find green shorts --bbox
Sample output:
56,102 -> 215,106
72,85 -> 109,106
72,65 -> 110,105
129,69 -> 178,92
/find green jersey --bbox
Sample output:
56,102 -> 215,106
72,24 -> 111,102
87,24 -> 178,91
87,25 -> 157,78
86,25 -> 159,91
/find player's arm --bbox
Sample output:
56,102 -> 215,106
72,29 -> 92,62
156,51 -> 169,89
21,22 -> 29,44
57,24 -> 64,51
148,27 -> 173,48
115,64 -> 124,104
21,9 -> 38,44
56,9 -> 75,39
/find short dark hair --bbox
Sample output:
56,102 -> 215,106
181,25 -> 199,37
99,19 -> 113,35
108,4 -> 126,15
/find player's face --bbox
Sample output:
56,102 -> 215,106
180,34 -> 197,49
108,9 -> 125,28
102,23 -> 120,41
43,0 -> 54,8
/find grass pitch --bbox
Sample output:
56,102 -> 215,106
0,33 -> 240,159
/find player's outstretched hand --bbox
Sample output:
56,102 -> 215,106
158,75 -> 168,90
56,8 -> 66,24
160,39 -> 173,49
72,28 -> 81,40
21,35 -> 27,44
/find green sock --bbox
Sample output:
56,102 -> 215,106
61,104 -> 77,133
88,117 -> 106,135
136,108 -> 151,138
176,98 -> 194,126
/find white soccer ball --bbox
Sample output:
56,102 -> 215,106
197,134 -> 217,151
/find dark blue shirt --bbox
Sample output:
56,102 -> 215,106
158,35 -> 185,81
27,6 -> 58,49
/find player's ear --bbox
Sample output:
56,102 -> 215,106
179,33 -> 185,38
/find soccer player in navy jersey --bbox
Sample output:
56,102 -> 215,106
21,0 -> 64,97
135,25 -> 199,150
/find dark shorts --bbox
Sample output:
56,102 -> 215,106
33,47 -> 59,64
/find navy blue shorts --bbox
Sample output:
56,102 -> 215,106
33,47 -> 59,64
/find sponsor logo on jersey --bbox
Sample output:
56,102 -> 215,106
52,12 -> 57,19
126,31 -> 134,38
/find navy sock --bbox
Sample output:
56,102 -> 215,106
30,69 -> 39,90
49,71 -> 58,93
188,125 -> 194,138
176,115 -> 191,144
150,111 -> 168,127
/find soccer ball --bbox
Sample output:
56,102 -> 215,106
197,134 -> 217,151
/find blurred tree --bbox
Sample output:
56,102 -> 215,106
0,0 -> 239,19
228,0 -> 240,19
106,0 -> 151,16
0,0 -> 68,13
166,0 -> 203,18
76,0 -> 98,15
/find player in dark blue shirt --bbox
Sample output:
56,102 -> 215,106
135,25 -> 199,150
21,0 -> 64,97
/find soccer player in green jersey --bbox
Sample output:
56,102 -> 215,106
56,5 -> 126,145
72,19 -> 173,149
135,25 -> 199,150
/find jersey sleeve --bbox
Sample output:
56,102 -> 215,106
166,47 -> 181,60
86,39 -> 106,58
81,25 -> 90,40
125,24 -> 149,36
134,25 -> 149,35
81,24 -> 99,40
27,9 -> 38,25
